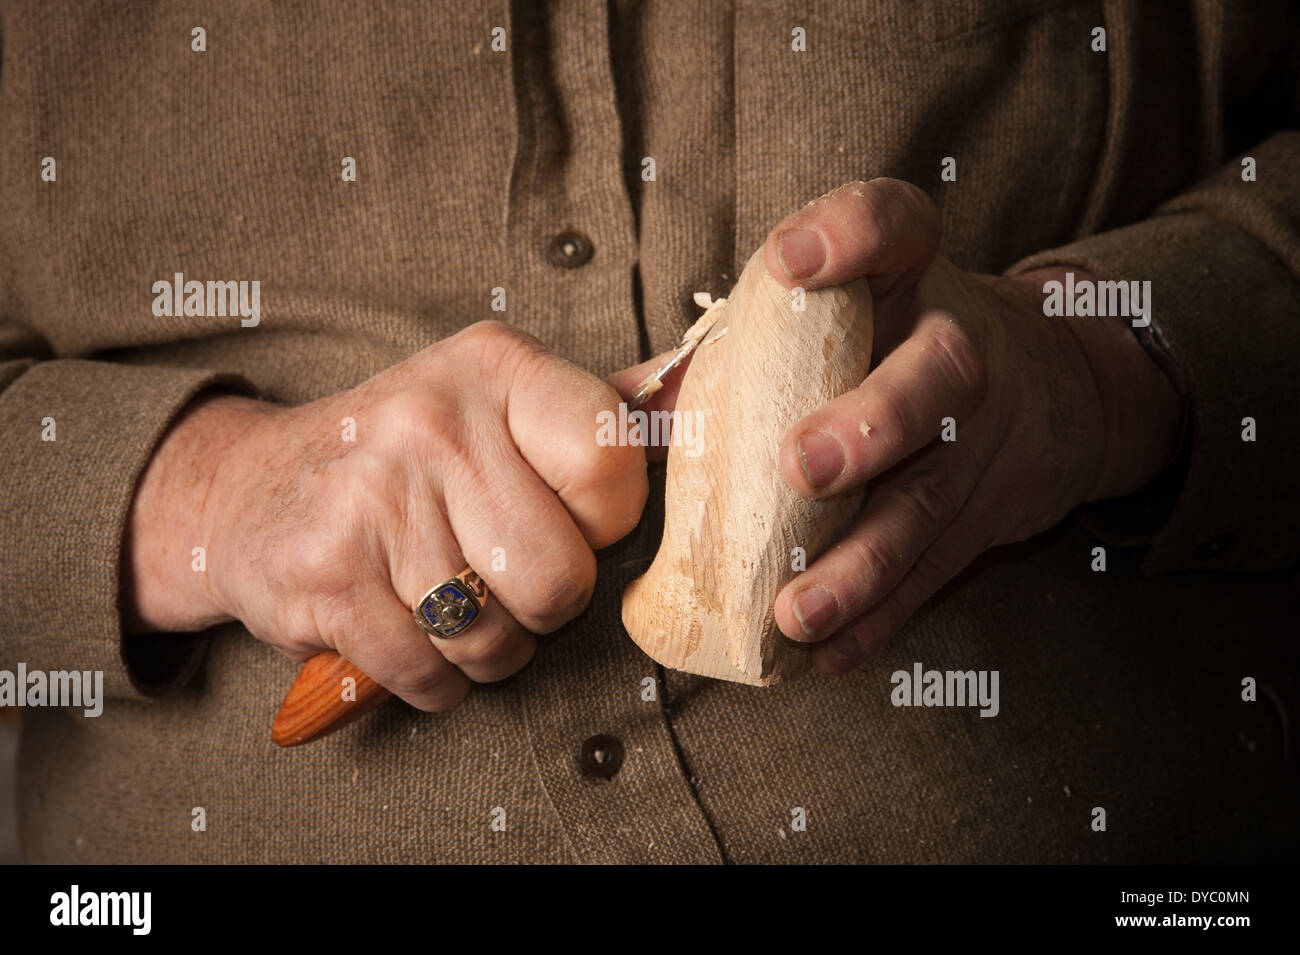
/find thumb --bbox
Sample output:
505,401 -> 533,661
763,178 -> 942,299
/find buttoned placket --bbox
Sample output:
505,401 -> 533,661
501,0 -> 724,864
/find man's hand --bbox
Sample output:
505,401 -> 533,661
761,179 -> 1184,675
122,322 -> 647,711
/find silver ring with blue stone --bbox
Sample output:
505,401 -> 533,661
413,566 -> 487,640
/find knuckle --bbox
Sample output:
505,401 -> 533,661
563,429 -> 648,516
840,197 -> 888,251
521,554 -> 595,631
424,679 -> 471,712
842,533 -> 897,598
392,660 -> 459,704
263,595 -> 323,659
341,628 -> 464,711
311,585 -> 365,654
569,423 -> 632,485
928,319 -> 987,402
345,449 -> 403,507
453,625 -> 534,679
867,379 -> 913,446
270,513 -> 371,648
457,319 -> 518,348
454,320 -> 546,370
814,179 -> 941,263
868,178 -> 942,234
564,470 -> 648,552
897,476 -> 958,536
289,522 -> 360,597
379,388 -> 464,459
863,176 -> 910,194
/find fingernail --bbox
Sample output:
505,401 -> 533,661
798,431 -> 845,489
792,586 -> 838,639
777,229 -> 825,280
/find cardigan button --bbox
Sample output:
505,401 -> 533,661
547,231 -> 594,269
578,734 -> 624,779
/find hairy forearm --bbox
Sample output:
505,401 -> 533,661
120,392 -> 272,634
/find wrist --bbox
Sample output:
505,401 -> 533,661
121,392 -> 273,633
1013,266 -> 1185,501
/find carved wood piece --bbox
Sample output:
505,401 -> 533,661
622,247 -> 874,685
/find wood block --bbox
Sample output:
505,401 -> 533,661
622,247 -> 874,685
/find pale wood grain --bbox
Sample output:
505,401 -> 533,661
622,247 -> 873,685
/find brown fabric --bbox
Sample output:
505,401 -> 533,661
1,0 -> 1298,863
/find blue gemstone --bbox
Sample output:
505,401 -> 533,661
419,582 -> 478,636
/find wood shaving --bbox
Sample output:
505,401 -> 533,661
683,294 -> 726,346
634,377 -> 664,398
630,293 -> 727,404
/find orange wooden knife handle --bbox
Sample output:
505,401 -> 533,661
272,651 -> 390,747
